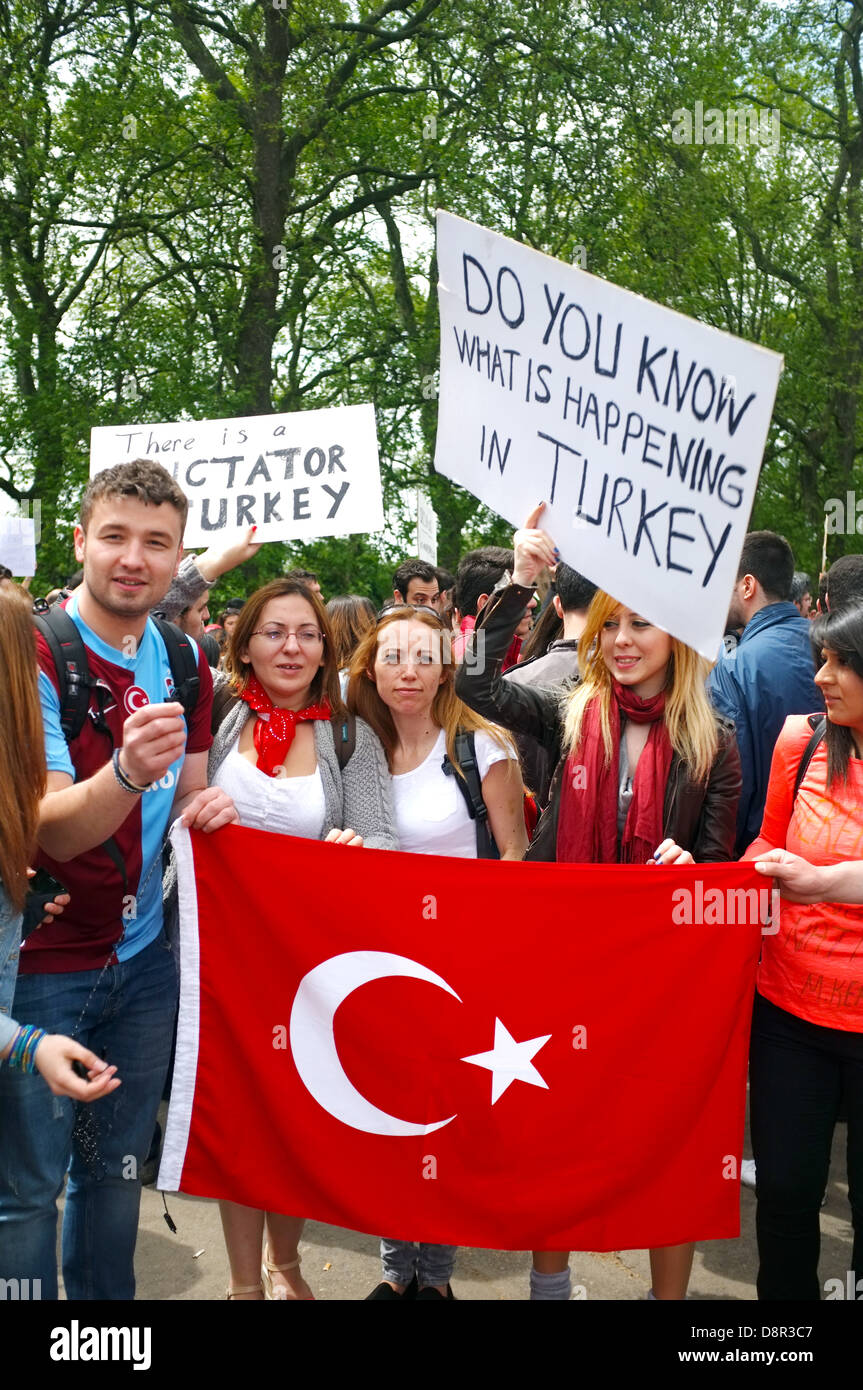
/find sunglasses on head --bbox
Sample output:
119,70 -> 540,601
376,603 -> 445,624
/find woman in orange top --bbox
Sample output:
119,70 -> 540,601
744,603 -> 863,1300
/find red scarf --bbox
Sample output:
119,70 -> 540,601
556,684 -> 673,864
239,675 -> 332,778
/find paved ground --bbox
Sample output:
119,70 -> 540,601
108,1109 -> 853,1302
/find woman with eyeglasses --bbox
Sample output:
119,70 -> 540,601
205,577 -> 397,1299
455,508 -> 742,1300
348,604 -> 528,1300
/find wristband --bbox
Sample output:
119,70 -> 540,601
112,749 -> 150,794
6,1025 -> 46,1073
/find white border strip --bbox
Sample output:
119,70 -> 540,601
158,821 -> 201,1190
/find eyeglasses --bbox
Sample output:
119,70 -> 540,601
250,625 -> 325,647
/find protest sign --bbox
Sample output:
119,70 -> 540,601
435,211 -> 783,658
0,517 -> 36,577
416,491 -> 438,564
90,404 -> 384,548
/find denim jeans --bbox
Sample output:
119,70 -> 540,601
0,932 -> 178,1300
380,1238 -> 457,1288
750,991 -> 863,1300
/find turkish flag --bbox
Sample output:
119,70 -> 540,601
160,824 -> 763,1251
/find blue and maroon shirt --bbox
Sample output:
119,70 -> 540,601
23,593 -> 213,974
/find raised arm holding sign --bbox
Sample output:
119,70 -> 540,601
435,211 -> 783,659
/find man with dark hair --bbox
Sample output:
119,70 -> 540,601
285,567 -> 321,596
453,546 -> 536,666
708,530 -> 822,856
220,597 -> 245,640
504,563 -> 597,805
0,459 -> 237,1301
825,553 -> 863,612
435,566 -> 455,616
392,558 -> 439,609
790,571 -> 812,618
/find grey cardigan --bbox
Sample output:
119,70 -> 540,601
208,696 -> 398,851
162,686 -> 397,922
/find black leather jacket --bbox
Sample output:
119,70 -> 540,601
454,582 -> 742,863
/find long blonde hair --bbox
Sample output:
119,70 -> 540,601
0,583 -> 47,910
563,591 -> 718,782
347,606 -> 516,775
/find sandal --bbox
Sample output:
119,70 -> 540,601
262,1246 -> 315,1301
226,1282 -> 264,1300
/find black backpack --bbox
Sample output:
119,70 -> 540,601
792,714 -> 828,801
443,730 -> 500,860
33,600 -> 200,741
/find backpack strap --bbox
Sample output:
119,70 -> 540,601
332,712 -> 357,772
792,714 -> 827,802
32,602 -> 92,741
151,616 -> 200,719
443,730 -> 500,860
32,602 -> 130,890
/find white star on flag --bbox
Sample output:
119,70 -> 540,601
460,1018 -> 552,1104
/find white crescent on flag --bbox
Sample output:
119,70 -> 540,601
290,951 -> 460,1137
124,685 -> 149,713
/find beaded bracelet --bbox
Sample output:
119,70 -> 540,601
6,1025 -> 46,1073
112,748 -> 149,794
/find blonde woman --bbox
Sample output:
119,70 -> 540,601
454,507 -> 741,1300
349,603 -> 527,1298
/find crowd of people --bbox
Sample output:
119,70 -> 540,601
0,457 -> 861,1303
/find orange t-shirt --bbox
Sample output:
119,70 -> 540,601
744,714 -> 863,1032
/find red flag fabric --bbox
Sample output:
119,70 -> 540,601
160,824 -> 764,1251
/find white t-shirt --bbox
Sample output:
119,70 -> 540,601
392,728 -> 515,858
213,739 -> 326,839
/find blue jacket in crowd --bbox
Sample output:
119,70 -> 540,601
707,602 -> 823,857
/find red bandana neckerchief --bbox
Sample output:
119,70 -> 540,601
556,684 -> 672,864
239,675 -> 332,778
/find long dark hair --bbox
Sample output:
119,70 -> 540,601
810,603 -> 863,783
0,583 -> 47,910
326,594 -> 376,669
518,597 -> 561,663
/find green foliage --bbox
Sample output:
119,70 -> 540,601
1,0 -> 862,595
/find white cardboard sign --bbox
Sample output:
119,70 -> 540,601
435,211 -> 783,658
0,517 -> 36,577
90,404 -> 384,548
416,492 -> 438,564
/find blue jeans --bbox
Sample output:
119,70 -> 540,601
380,1239 -> 457,1288
0,932 -> 178,1300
